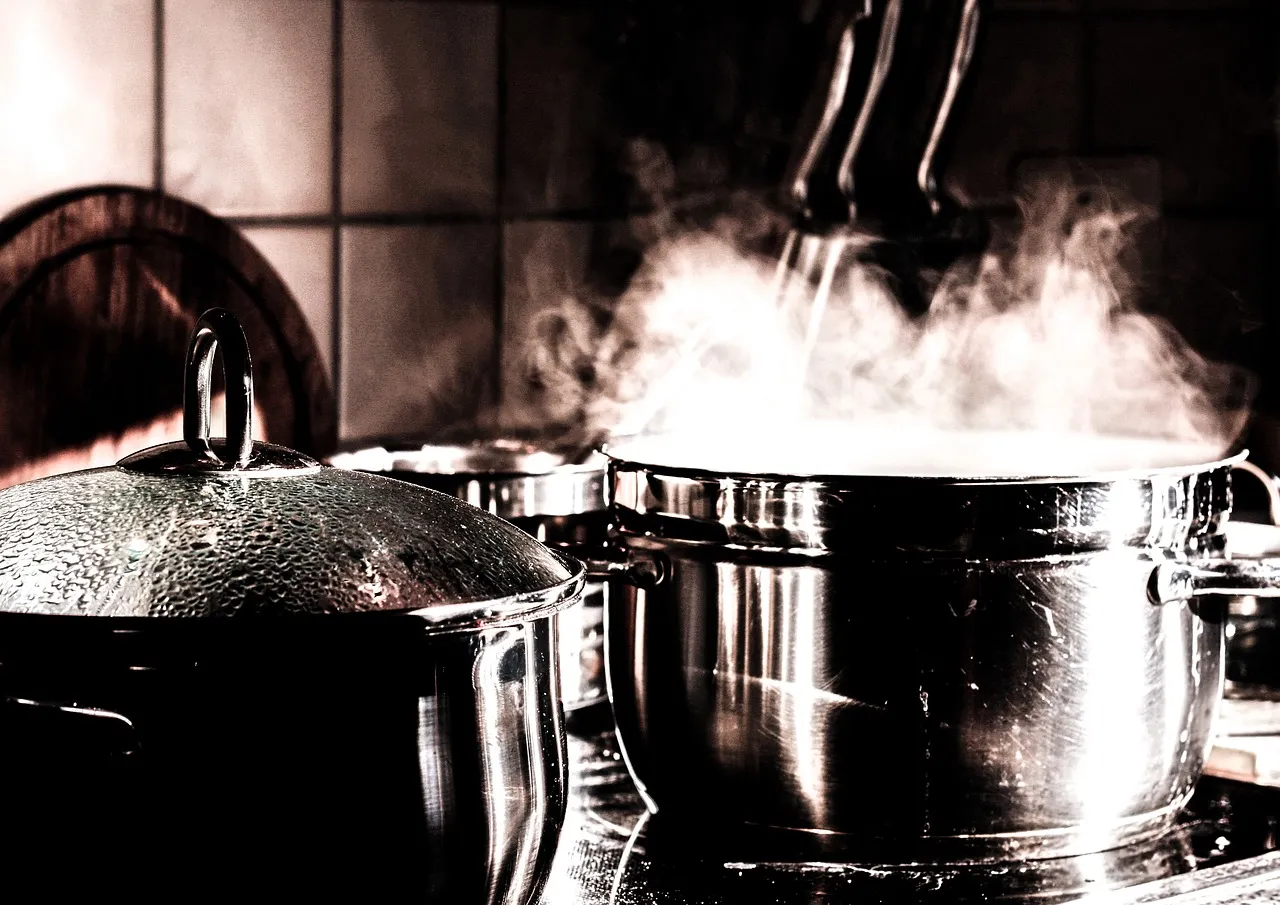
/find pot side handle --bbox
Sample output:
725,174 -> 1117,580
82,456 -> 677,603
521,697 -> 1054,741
1150,559 -> 1280,605
1150,460 -> 1280,605
550,542 -> 666,590
0,697 -> 140,760
1233,460 -> 1280,527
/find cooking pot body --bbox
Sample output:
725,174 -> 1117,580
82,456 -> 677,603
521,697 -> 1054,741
601,459 -> 1241,863
608,543 -> 1221,861
0,615 -> 567,901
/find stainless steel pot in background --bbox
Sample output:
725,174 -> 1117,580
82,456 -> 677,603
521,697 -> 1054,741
588,445 -> 1280,864
329,442 -> 609,716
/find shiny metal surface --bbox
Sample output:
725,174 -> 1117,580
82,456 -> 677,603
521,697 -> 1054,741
119,437 -> 322,475
118,307 -> 321,476
1231,461 -> 1280,526
0,310 -> 581,902
538,729 -> 1280,904
0,463 -> 583,623
600,451 -> 1280,862
607,450 -> 1241,555
782,0 -> 983,226
1155,558 -> 1280,604
182,306 -> 255,469
0,305 -> 584,623
608,542 -> 1222,861
916,0 -> 982,218
329,440 -> 610,712
119,307 -> 317,476
328,442 -> 607,522
0,615 -> 568,902
1214,461 -> 1280,700
777,0 -> 990,315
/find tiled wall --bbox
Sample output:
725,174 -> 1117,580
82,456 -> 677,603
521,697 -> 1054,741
0,0 -> 1277,444
0,0 -> 504,444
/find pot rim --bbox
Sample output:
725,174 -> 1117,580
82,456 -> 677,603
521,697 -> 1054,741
401,549 -> 586,629
604,452 -> 1241,556
329,441 -> 607,480
0,550 -> 586,633
602,446 -> 1247,487
328,443 -> 608,519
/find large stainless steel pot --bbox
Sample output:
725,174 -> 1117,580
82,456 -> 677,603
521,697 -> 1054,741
328,441 -> 609,715
0,309 -> 583,902
590,444 -> 1280,864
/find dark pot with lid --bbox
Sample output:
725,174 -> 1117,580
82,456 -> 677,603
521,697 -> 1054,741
0,309 -> 582,902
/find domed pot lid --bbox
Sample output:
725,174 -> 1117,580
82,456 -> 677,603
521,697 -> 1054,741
0,309 -> 582,624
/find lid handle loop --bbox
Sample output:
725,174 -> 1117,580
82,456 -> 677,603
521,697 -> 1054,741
183,308 -> 254,469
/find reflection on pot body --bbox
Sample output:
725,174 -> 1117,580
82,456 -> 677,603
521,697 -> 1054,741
328,443 -> 610,714
473,623 -> 559,905
610,549 -> 1220,860
598,448 -> 1275,863
0,618 -> 567,900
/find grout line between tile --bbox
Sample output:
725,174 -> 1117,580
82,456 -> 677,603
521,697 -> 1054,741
493,2 -> 508,414
153,0 -> 165,189
331,0 -> 344,421
220,201 -> 1276,232
1090,7 -> 1270,23
224,211 -> 610,229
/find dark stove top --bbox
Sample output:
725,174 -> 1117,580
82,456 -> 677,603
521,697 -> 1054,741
546,709 -> 1280,904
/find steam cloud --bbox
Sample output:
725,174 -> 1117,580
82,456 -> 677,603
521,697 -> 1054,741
515,143 -> 1254,476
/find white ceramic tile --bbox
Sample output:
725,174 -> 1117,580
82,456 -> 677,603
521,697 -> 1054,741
241,226 -> 334,378
165,0 -> 332,216
0,0 -> 154,216
342,0 -> 497,214
339,225 -> 497,442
